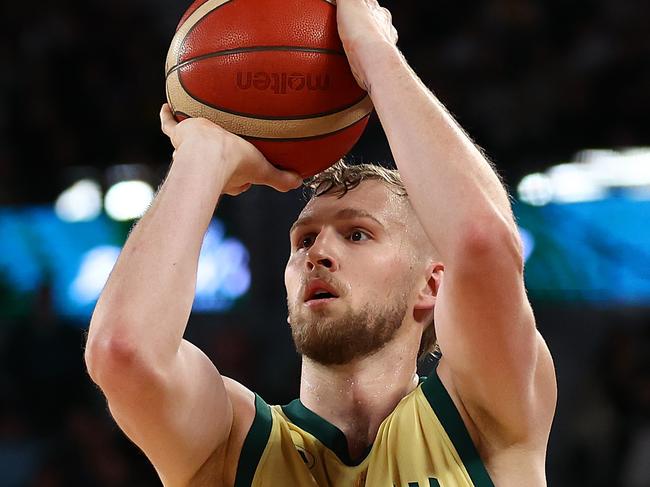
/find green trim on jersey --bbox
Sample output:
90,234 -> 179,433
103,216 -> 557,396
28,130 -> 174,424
281,399 -> 372,466
409,481 -> 440,487
234,394 -> 273,487
421,369 -> 495,487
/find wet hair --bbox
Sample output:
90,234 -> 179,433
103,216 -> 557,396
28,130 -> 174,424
306,160 -> 407,199
305,160 -> 440,359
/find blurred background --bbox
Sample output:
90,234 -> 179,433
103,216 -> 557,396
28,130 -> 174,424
1,0 -> 649,485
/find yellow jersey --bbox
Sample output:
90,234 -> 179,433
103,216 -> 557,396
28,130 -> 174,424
234,367 -> 495,486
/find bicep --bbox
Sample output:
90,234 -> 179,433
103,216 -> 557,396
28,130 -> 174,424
100,339 -> 235,486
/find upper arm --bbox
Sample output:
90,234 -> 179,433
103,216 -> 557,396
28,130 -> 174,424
434,226 -> 556,443
88,338 -> 254,486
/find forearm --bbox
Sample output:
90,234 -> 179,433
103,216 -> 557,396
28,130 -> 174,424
361,44 -> 519,259
88,142 -> 227,367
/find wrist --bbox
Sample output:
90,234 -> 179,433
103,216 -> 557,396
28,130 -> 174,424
350,40 -> 403,93
172,136 -> 232,188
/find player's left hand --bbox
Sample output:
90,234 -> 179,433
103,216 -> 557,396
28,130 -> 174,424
336,0 -> 399,91
160,104 -> 302,196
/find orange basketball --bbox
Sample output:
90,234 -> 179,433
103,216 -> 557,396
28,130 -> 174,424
165,0 -> 373,178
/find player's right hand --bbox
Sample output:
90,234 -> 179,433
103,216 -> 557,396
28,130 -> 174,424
336,0 -> 399,92
160,104 -> 303,196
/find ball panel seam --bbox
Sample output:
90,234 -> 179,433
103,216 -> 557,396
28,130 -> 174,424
166,68 -> 373,138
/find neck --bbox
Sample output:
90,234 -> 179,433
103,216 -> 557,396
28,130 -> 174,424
299,328 -> 420,460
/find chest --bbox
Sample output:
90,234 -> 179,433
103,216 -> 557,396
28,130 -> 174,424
256,398 -> 484,487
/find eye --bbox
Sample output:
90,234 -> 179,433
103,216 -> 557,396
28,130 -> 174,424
349,229 -> 370,242
299,234 -> 315,249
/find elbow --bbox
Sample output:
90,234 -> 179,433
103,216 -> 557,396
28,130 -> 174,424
85,330 -> 141,387
456,217 -> 524,272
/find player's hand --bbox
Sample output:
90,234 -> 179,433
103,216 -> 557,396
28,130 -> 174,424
160,104 -> 303,196
335,0 -> 399,91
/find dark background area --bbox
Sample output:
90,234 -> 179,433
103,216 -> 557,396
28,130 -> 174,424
1,0 -> 649,486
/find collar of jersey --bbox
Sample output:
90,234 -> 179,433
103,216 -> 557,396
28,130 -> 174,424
281,399 -> 373,466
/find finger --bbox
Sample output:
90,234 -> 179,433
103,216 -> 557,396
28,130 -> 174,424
224,183 -> 252,197
239,142 -> 304,191
160,103 -> 177,137
257,163 -> 304,192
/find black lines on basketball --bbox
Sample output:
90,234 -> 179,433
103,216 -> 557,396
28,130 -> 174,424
166,46 -> 345,79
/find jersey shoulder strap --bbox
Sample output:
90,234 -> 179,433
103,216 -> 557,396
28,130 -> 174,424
420,368 -> 494,487
234,394 -> 273,487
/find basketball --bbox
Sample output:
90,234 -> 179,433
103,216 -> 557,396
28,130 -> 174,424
164,0 -> 373,178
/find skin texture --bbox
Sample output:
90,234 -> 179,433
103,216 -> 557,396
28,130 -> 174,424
85,1 -> 557,486
286,184 -> 421,366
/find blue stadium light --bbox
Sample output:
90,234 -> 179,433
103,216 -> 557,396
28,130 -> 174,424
69,246 -> 122,304
193,221 -> 251,311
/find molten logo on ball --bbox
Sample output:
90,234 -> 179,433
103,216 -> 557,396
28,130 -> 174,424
236,72 -> 331,94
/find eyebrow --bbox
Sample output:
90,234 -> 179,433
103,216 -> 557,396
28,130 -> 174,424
289,208 -> 385,235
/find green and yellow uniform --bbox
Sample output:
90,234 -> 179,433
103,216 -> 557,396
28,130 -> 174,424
234,365 -> 495,486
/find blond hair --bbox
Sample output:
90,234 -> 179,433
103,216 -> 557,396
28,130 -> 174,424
307,160 -> 407,198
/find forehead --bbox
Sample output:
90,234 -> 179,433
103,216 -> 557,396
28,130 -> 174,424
295,180 -> 408,228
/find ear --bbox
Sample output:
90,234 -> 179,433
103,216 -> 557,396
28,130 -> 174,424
413,262 -> 444,311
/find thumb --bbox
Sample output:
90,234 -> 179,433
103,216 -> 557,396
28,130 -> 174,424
257,163 -> 304,192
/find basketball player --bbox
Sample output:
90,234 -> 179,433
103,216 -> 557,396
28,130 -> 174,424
85,0 -> 557,485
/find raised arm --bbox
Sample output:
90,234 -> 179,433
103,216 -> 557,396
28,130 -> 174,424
84,106 -> 301,486
336,0 -> 556,445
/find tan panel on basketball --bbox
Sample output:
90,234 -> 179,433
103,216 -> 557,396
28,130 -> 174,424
166,69 -> 373,138
166,0 -> 338,73
165,0 -> 233,73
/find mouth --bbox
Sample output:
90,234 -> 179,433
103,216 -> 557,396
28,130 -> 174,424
304,279 -> 340,304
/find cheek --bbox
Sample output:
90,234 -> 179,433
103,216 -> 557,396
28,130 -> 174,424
284,258 -> 301,300
367,254 -> 411,290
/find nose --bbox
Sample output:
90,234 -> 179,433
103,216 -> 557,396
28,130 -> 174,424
305,231 -> 339,272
